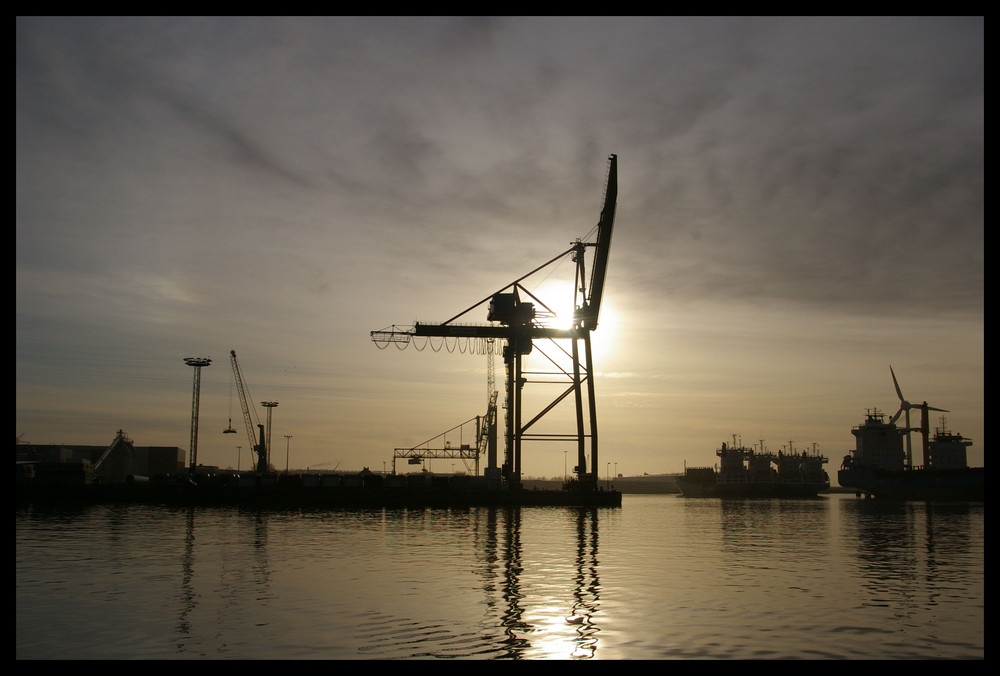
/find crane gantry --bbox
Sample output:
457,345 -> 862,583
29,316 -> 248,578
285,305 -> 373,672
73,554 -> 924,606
372,154 -> 618,492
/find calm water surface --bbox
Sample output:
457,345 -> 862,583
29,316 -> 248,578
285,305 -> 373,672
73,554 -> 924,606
16,493 -> 984,660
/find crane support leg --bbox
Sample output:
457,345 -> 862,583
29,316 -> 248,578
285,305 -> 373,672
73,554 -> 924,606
584,332 -> 599,487
573,338 -> 587,482
513,351 -> 524,488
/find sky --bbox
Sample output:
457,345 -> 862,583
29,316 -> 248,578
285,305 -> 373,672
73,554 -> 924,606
16,17 -> 984,481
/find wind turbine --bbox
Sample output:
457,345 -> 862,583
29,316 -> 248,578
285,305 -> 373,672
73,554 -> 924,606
888,365 -> 947,469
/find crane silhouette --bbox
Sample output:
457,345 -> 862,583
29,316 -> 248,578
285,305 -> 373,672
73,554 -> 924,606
228,350 -> 271,473
372,155 -> 618,492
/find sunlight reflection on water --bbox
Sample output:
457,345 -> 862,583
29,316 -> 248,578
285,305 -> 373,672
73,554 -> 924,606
16,494 -> 983,659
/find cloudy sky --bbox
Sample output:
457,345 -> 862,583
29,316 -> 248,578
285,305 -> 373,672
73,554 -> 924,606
17,17 -> 983,479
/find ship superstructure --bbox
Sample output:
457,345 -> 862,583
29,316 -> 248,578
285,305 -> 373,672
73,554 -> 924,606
677,437 -> 830,498
837,368 -> 983,501
844,409 -> 906,471
927,419 -> 972,470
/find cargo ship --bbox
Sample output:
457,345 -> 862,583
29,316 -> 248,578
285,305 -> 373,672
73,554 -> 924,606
837,409 -> 984,501
676,437 -> 830,498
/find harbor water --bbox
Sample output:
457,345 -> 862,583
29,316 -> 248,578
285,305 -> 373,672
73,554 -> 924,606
16,493 -> 983,660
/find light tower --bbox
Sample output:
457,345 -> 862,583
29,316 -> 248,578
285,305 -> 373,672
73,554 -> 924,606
184,357 -> 212,475
261,401 -> 279,472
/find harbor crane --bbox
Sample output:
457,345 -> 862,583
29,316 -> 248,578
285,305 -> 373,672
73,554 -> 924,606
228,350 -> 271,473
372,154 -> 618,492
392,389 -> 498,475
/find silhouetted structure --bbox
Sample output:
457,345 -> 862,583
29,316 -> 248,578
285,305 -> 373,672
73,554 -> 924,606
372,155 -> 619,502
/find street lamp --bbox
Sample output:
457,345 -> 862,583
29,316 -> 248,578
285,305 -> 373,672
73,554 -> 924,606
284,435 -> 292,474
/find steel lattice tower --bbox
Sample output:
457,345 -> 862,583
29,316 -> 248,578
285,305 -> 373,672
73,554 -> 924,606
184,357 -> 212,475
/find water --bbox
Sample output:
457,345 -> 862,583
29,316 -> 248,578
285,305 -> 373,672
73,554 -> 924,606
16,494 -> 984,660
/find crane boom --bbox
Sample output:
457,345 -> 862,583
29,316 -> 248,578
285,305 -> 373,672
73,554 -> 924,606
577,154 -> 617,331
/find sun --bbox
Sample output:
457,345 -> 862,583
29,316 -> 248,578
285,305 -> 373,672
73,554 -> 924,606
530,279 -> 577,330
525,280 -> 621,364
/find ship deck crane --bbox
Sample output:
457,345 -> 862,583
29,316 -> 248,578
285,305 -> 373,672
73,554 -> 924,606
372,154 -> 618,491
229,350 -> 269,473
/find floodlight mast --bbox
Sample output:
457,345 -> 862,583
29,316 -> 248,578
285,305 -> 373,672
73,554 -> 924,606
371,155 -> 618,492
184,357 -> 212,475
261,401 -> 279,471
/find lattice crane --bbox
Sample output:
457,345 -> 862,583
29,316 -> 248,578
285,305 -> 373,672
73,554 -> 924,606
229,350 -> 269,473
372,155 -> 618,491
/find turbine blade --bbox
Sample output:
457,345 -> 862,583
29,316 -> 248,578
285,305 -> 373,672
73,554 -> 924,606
889,365 -> 905,402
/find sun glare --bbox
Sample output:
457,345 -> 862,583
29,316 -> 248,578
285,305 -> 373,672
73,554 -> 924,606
528,279 -> 622,363
590,301 -> 621,363
531,280 -> 577,330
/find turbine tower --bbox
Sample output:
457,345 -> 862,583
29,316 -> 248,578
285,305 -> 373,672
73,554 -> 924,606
184,357 -> 212,475
888,365 -> 947,469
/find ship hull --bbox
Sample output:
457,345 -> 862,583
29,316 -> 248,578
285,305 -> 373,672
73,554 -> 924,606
838,466 -> 984,501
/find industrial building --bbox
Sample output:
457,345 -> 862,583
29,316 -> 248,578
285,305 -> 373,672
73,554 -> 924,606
16,430 -> 185,486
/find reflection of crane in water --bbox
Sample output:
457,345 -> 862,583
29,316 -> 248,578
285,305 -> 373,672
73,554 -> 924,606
372,155 -> 618,492
473,506 -> 603,658
569,508 -> 601,658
